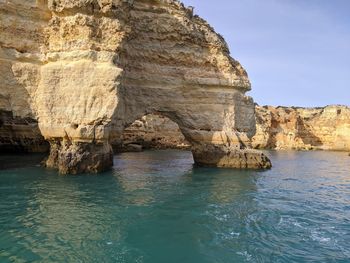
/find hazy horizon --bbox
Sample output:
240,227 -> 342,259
182,0 -> 350,107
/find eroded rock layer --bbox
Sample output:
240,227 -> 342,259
121,105 -> 350,152
253,105 -> 350,151
0,0 -> 271,173
0,0 -> 50,153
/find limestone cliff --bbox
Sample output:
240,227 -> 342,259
0,0 -> 50,153
119,105 -> 350,152
252,105 -> 350,151
0,0 -> 271,173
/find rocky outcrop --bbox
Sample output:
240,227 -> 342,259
0,0 -> 271,173
252,105 -> 350,151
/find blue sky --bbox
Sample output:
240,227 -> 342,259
181,0 -> 350,107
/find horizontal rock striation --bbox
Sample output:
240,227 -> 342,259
0,0 -> 50,154
252,105 -> 350,151
0,0 -> 271,173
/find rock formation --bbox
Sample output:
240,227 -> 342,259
252,105 -> 350,151
113,114 -> 190,151
0,0 -> 271,173
0,0 -> 51,154
0,110 -> 49,153
119,105 -> 350,152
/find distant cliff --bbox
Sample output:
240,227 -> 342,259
118,105 -> 350,152
252,105 -> 350,151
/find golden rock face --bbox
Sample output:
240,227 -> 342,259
252,105 -> 350,151
118,105 -> 350,153
0,0 -> 270,173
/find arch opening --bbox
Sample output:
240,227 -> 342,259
112,113 -> 191,153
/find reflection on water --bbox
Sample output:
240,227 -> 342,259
0,154 -> 45,170
0,150 -> 349,262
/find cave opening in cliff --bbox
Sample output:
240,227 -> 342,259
112,113 -> 191,153
0,110 -> 50,155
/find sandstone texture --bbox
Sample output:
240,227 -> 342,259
252,105 -> 350,151
0,0 -> 271,173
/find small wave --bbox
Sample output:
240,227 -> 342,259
283,178 -> 299,181
310,230 -> 331,243
230,231 -> 240,237
278,216 -> 303,228
214,214 -> 229,222
237,251 -> 252,261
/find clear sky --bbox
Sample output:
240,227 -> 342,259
181,0 -> 350,107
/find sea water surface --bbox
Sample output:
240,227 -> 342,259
0,150 -> 350,262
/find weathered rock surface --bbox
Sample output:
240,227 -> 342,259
121,105 -> 350,152
0,0 -> 271,173
252,105 -> 350,151
45,139 -> 113,174
0,0 -> 51,153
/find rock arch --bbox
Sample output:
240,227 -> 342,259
1,0 -> 271,174
115,113 -> 190,151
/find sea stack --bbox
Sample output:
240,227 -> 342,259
0,0 -> 271,174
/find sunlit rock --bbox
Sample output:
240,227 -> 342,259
0,0 -> 271,173
253,105 -> 350,151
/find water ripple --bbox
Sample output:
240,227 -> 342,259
0,150 -> 350,262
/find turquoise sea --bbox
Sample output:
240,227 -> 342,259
0,150 -> 349,262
